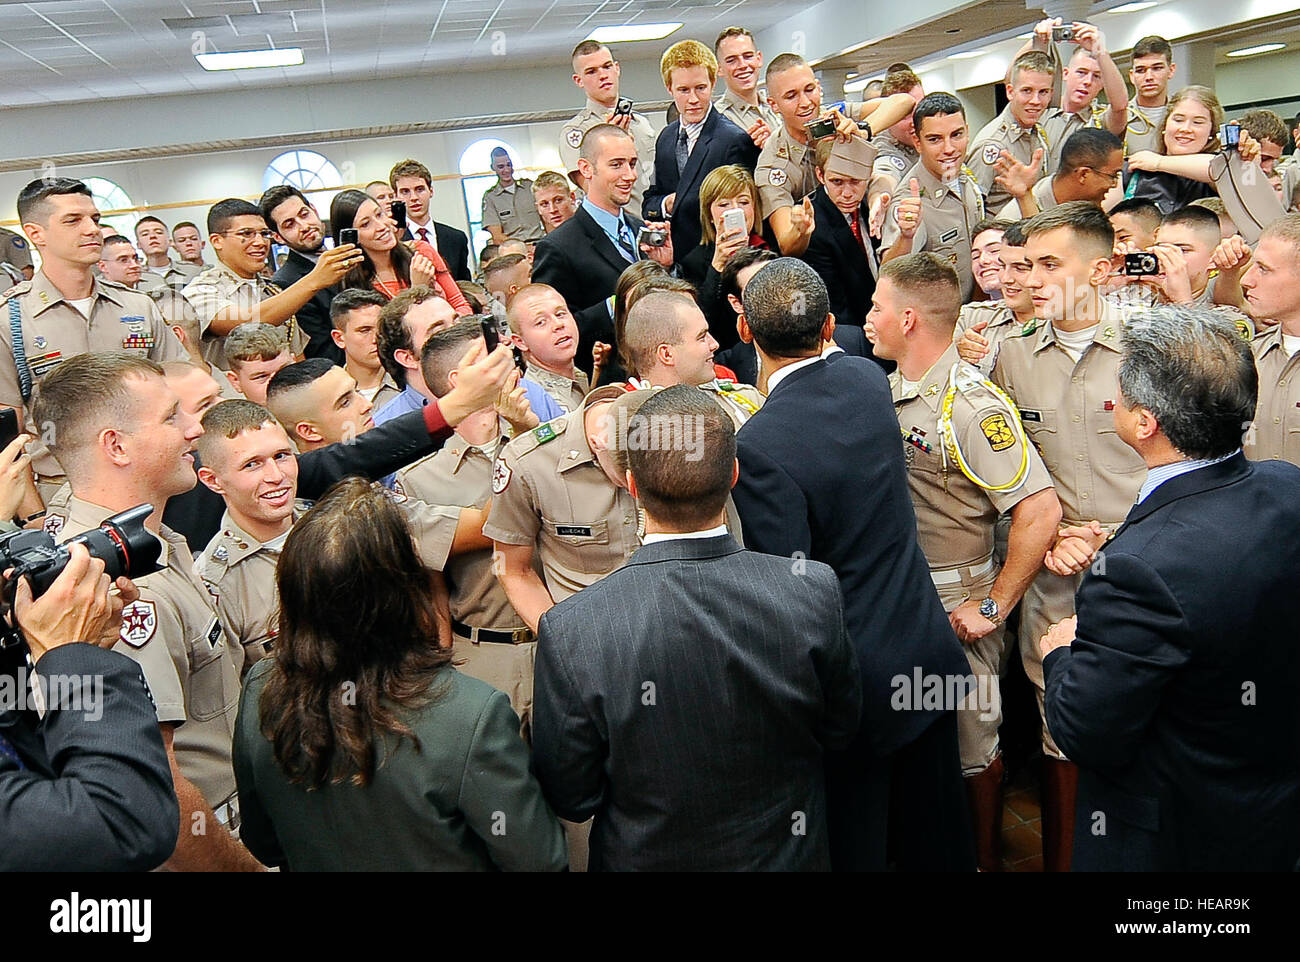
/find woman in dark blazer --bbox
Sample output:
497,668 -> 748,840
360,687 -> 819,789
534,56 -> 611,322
232,479 -> 566,872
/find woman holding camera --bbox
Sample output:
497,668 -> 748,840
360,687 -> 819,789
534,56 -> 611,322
329,189 -> 471,313
232,479 -> 567,871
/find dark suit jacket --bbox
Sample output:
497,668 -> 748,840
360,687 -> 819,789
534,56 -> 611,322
400,221 -> 472,282
643,110 -> 760,256
801,186 -> 877,331
272,249 -> 342,363
732,356 -> 968,758
532,205 -> 644,376
532,534 -> 862,871
715,331 -> 873,390
0,644 -> 179,871
1044,453 -> 1300,871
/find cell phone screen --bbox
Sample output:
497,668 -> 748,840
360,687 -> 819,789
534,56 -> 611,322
480,315 -> 501,353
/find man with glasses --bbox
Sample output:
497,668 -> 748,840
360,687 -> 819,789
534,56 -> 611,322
97,234 -> 145,289
996,128 -> 1124,219
182,198 -> 360,371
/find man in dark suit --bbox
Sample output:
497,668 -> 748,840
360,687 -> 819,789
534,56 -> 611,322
643,40 -> 760,257
731,257 -> 974,871
1,547 -> 179,871
389,158 -> 472,281
532,386 -> 862,870
261,186 -> 344,363
1042,306 -> 1300,871
532,124 -> 674,374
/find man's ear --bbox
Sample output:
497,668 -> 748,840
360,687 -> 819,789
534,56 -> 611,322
814,167 -> 826,187
21,222 -> 44,249
196,465 -> 224,495
626,470 -> 639,500
394,348 -> 418,372
1136,407 -> 1161,443
821,313 -> 836,343
170,325 -> 188,349
737,314 -> 753,345
655,342 -> 675,368
225,370 -> 244,396
446,368 -> 460,390
295,421 -> 321,445
730,458 -> 739,490
330,329 -> 345,349
1089,255 -> 1112,287
98,427 -> 130,468
576,158 -> 594,183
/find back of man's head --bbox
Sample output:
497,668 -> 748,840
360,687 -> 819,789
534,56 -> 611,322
483,252 -> 530,301
32,352 -> 164,482
881,68 -> 922,98
225,321 -> 289,369
1024,200 -> 1114,260
1058,127 -> 1124,177
17,177 -> 93,227
879,253 -> 962,335
1118,305 -> 1255,460
624,292 -> 695,377
207,198 -> 263,236
420,319 -> 482,399
626,384 -> 736,531
196,399 -> 280,469
741,257 -> 830,358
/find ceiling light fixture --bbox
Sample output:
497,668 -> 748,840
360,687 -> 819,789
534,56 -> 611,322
1225,42 -> 1286,58
587,22 -> 683,43
195,47 -> 304,71
948,49 -> 987,60
1107,2 -> 1158,13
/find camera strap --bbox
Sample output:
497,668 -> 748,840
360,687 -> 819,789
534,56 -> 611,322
7,298 -> 32,403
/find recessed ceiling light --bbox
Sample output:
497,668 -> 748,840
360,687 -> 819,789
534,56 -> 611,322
1226,42 -> 1286,58
195,47 -> 304,71
948,50 -> 987,61
1107,2 -> 1158,13
587,22 -> 682,43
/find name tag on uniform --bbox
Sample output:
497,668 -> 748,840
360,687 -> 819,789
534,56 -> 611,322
555,525 -> 593,537
939,228 -> 960,244
206,617 -> 224,649
1021,410 -> 1042,422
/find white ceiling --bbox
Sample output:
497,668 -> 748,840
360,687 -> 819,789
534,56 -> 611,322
0,0 -> 793,108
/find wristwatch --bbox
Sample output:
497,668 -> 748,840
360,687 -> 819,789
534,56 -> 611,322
978,596 -> 1002,626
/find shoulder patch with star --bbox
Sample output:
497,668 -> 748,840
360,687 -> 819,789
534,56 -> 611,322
981,143 -> 1001,166
119,599 -> 158,647
768,167 -> 788,187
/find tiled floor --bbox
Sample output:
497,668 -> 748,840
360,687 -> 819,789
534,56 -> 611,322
1001,764 -> 1044,872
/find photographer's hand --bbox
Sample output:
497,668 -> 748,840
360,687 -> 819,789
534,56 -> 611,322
0,433 -> 33,522
10,544 -> 139,661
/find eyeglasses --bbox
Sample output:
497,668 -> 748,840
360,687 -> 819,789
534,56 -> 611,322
220,228 -> 275,243
1087,167 -> 1124,183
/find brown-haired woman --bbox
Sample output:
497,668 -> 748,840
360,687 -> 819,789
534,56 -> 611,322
233,479 -> 566,871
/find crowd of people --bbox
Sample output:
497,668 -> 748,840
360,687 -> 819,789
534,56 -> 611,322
2,17 -> 1300,874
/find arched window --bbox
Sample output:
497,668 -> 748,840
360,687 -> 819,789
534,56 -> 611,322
459,138 -> 516,261
263,149 -> 343,211
84,177 -> 137,237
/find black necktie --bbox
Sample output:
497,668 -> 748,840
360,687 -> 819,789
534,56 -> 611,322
676,129 -> 690,175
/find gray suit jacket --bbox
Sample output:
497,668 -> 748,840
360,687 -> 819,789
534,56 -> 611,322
532,534 -> 862,871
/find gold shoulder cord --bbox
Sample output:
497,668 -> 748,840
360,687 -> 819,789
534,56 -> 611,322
938,363 -> 1030,493
1127,105 -> 1155,136
724,390 -> 761,417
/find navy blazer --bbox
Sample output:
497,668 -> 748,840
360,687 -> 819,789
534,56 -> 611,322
643,109 -> 760,257
801,186 -> 878,331
1045,453 -> 1300,871
272,249 -> 343,364
732,355 -> 969,757
532,534 -> 862,871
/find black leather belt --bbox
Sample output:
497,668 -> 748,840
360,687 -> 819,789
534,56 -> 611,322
452,620 -> 534,645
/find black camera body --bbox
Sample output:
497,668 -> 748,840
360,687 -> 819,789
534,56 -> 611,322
0,504 -> 162,651
1052,26 -> 1075,42
1124,252 -> 1160,276
614,96 -> 634,117
806,116 -> 838,139
390,200 -> 407,226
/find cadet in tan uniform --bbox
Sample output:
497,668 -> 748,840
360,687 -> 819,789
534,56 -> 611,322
1240,215 -> 1300,465
561,41 -> 659,215
135,216 -> 201,294
507,284 -> 590,413
1124,36 -> 1176,156
955,221 -> 1038,375
713,27 -> 781,149
35,353 -> 262,871
882,93 -> 986,301
2,179 -> 188,513
868,69 -> 925,210
1142,205 -> 1255,337
966,51 -> 1053,211
867,252 -> 1060,872
481,147 -> 547,245
0,225 -> 34,280
989,202 -> 1145,872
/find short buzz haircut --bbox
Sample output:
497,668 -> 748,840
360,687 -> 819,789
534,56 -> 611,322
623,291 -> 697,377
765,52 -> 807,87
259,185 -> 310,229
626,385 -> 736,530
1058,127 -> 1124,177
225,321 -> 289,369
741,257 -> 829,358
101,234 -> 134,250
913,92 -> 965,134
364,180 -> 390,193
1238,109 -> 1288,148
377,285 -> 442,384
1002,220 -> 1029,248
505,282 -> 564,334
31,353 -> 164,481
1118,306 -> 1255,460
1109,198 -> 1163,233
266,357 -> 334,407
420,319 -> 481,398
207,198 -> 263,236
16,177 -> 93,226
1159,205 -> 1222,248
479,243 -> 501,264
879,253 -> 961,333
134,215 -> 166,234
329,288 -> 387,330
172,221 -> 199,235
490,146 -> 510,160
1132,35 -> 1173,63
1010,50 -> 1054,86
713,26 -> 754,53
532,171 -> 570,194
388,158 -> 432,190
196,399 -> 281,466
579,123 -> 633,164
1189,196 -> 1227,216
1259,211 -> 1300,255
881,68 -> 922,97
483,252 -> 528,287
1024,200 -> 1114,259
571,39 -> 607,65
660,39 -> 717,86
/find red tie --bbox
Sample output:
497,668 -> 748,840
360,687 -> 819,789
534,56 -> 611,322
417,227 -> 430,244
848,214 -> 867,255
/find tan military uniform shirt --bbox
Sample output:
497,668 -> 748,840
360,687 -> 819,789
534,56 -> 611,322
991,300 -> 1145,528
1124,99 -> 1169,156
1280,155 -> 1300,211
560,99 -> 658,215
481,179 -> 547,243
483,410 -> 640,603
699,377 -> 764,430
0,227 -> 33,273
525,361 -> 589,414
892,343 -> 1054,569
882,160 -> 985,301
1246,325 -> 1300,465
365,372 -> 402,413
47,495 -> 240,814
966,105 -> 1051,212
181,261 -> 306,370
1040,104 -> 1106,173
996,174 -> 1062,219
715,87 -> 781,144
0,270 -> 187,480
138,259 -> 202,296
755,122 -> 820,220
955,302 -> 1029,376
871,130 -> 920,195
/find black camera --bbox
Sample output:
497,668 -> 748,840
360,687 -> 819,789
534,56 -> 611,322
614,96 -> 634,117
806,116 -> 838,139
1220,123 -> 1241,149
1124,252 -> 1160,276
1052,26 -> 1075,42
0,504 -> 162,651
390,200 -> 407,225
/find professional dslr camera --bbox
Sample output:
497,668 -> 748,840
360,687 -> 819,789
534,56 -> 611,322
0,504 -> 161,652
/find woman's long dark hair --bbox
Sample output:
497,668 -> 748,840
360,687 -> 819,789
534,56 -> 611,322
259,478 -> 452,787
330,189 -> 415,293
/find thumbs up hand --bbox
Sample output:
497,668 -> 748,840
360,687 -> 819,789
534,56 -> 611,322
896,178 -> 923,239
